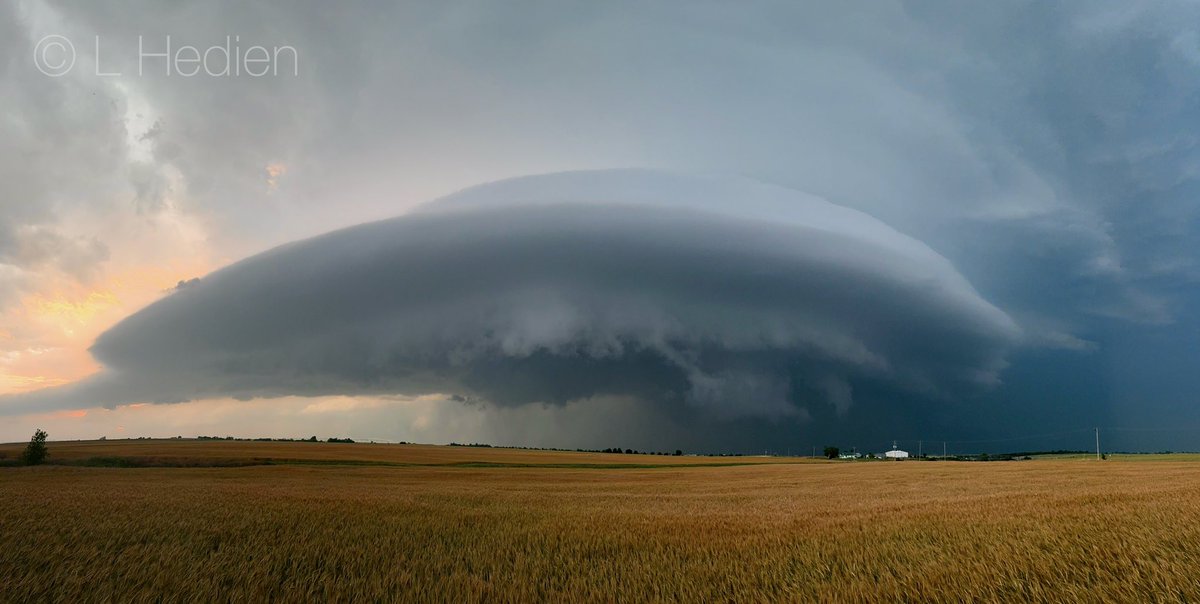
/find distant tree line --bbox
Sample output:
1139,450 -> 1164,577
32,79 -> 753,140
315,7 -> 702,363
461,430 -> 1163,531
599,448 -> 683,456
1002,449 -> 1087,457
196,435 -> 355,443
169,436 -> 698,455
446,443 -> 687,456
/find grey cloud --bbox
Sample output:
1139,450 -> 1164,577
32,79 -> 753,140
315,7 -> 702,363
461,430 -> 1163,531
0,2 -> 135,302
171,278 -> 201,292
7,226 -> 110,284
5,171 -> 1020,417
17,1 -> 1195,329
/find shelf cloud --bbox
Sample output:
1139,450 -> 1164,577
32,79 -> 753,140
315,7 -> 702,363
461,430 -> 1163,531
6,170 -> 1020,418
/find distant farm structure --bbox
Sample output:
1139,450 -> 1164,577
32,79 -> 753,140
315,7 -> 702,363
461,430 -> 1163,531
884,441 -> 910,460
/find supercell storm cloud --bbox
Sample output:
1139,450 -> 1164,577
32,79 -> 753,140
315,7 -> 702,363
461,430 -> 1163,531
25,170 -> 1019,419
9,2 -> 1200,449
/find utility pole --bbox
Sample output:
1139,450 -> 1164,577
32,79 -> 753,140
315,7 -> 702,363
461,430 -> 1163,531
1095,427 -> 1101,461
943,441 -> 947,459
812,446 -> 816,459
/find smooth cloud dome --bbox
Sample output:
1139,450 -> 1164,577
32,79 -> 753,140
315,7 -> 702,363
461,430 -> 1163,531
16,170 -> 1020,417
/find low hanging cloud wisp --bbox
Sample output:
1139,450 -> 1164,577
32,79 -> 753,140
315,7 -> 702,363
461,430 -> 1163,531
5,170 -> 1020,417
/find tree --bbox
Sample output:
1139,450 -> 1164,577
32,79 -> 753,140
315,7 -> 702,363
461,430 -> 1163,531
21,429 -> 48,465
674,449 -> 683,456
823,446 -> 840,459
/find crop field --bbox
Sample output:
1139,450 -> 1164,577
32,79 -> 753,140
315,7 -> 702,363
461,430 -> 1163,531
3,441 -> 1200,602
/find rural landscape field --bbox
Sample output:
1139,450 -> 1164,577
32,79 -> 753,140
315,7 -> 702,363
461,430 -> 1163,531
9,1 -> 1200,602
3,440 -> 1200,602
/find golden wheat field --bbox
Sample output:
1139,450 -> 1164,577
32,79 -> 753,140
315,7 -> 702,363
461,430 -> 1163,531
3,441 -> 1200,602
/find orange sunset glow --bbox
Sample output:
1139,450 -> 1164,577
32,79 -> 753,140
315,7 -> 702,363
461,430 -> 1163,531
0,261 -> 215,396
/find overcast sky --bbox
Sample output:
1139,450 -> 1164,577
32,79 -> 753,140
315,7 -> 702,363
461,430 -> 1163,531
3,1 -> 1200,453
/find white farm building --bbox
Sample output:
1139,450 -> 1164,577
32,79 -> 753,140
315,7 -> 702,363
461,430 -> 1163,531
883,448 -> 909,460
